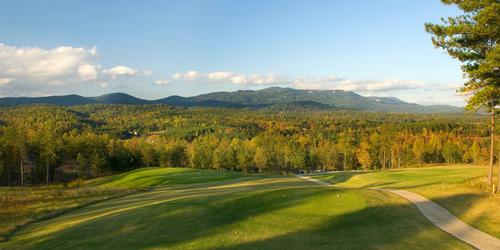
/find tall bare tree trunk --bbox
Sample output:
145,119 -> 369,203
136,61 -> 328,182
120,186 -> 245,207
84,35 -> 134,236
488,101 -> 494,186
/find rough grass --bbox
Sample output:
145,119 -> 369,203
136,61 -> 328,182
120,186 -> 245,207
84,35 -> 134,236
1,168 -> 469,250
312,165 -> 500,238
0,167 -> 242,242
0,186 -> 132,241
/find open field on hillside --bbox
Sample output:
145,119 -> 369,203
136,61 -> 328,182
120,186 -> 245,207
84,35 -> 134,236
311,165 -> 500,238
1,167 -> 468,250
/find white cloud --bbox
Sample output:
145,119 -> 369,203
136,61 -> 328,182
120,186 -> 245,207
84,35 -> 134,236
171,71 -> 200,81
244,74 -> 286,85
395,89 -> 465,106
230,74 -> 247,84
78,64 -> 99,81
290,76 -> 424,93
169,70 -> 445,100
336,79 -> 424,92
291,75 -> 341,89
0,78 -> 13,86
0,43 -> 99,83
168,70 -> 451,104
103,66 -> 139,79
0,43 -> 151,96
432,83 -> 461,91
207,71 -> 234,81
154,79 -> 170,85
172,72 -> 182,80
171,70 -> 287,86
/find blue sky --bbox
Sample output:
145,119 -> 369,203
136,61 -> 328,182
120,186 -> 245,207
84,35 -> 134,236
0,0 -> 465,106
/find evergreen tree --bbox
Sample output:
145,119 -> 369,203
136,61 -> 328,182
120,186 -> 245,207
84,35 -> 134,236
426,0 -> 499,188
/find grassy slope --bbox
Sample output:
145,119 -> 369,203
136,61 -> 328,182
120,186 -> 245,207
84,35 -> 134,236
1,167 -> 468,250
0,185 -> 132,241
0,168 -> 239,241
88,167 -> 244,188
313,165 -> 500,238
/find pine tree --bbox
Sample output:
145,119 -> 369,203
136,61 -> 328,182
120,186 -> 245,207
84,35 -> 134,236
426,0 -> 499,188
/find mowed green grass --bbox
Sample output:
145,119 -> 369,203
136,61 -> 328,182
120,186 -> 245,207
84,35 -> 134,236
0,168 -> 240,241
88,167 -> 245,188
1,167 -> 469,250
312,165 -> 500,238
0,185 -> 132,241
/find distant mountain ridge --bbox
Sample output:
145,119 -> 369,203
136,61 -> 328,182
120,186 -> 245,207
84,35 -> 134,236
0,87 -> 463,113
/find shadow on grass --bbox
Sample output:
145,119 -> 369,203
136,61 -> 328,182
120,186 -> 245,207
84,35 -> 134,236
0,188 -> 140,243
4,185 -> 471,250
310,172 -> 361,185
358,181 -> 445,190
3,178 -> 314,249
226,191 -> 478,250
427,192 -> 499,238
88,167 -> 245,187
218,192 -> 474,250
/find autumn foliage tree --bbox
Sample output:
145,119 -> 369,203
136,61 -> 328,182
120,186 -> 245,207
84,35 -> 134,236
0,104 -> 496,187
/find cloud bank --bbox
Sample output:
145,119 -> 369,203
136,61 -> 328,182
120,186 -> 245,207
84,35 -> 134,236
0,43 -> 463,106
169,70 -> 424,93
153,79 -> 170,85
164,70 -> 463,106
0,43 -> 150,96
171,71 -> 288,86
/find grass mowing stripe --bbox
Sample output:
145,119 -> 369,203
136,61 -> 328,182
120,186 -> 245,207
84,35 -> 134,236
1,168 -> 468,250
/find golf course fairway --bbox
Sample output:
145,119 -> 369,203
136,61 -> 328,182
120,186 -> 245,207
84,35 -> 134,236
0,167 -> 473,249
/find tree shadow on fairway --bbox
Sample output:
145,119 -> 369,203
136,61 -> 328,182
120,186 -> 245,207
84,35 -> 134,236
4,178 -> 324,250
5,188 -> 476,250
427,192 -> 499,238
88,168 -> 245,188
219,191 -> 472,250
313,172 -> 444,191
310,172 -> 361,185
358,181 -> 444,190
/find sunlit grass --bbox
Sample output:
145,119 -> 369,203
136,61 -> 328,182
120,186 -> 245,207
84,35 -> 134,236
313,165 -> 500,238
87,167 -> 245,188
1,168 -> 468,249
0,185 -> 132,241
0,167 -> 243,242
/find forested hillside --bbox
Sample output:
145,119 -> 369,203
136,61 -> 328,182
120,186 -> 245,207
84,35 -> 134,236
0,104 -> 493,186
0,87 -> 462,113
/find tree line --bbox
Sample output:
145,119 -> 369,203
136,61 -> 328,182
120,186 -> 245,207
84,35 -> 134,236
0,105 -> 497,186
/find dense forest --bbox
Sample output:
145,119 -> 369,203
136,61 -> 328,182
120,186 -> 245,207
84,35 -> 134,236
0,104 -> 496,186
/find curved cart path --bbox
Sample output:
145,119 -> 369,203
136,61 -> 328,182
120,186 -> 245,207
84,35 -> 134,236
296,175 -> 500,250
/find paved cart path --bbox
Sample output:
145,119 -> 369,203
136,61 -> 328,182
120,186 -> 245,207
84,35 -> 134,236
296,175 -> 500,250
